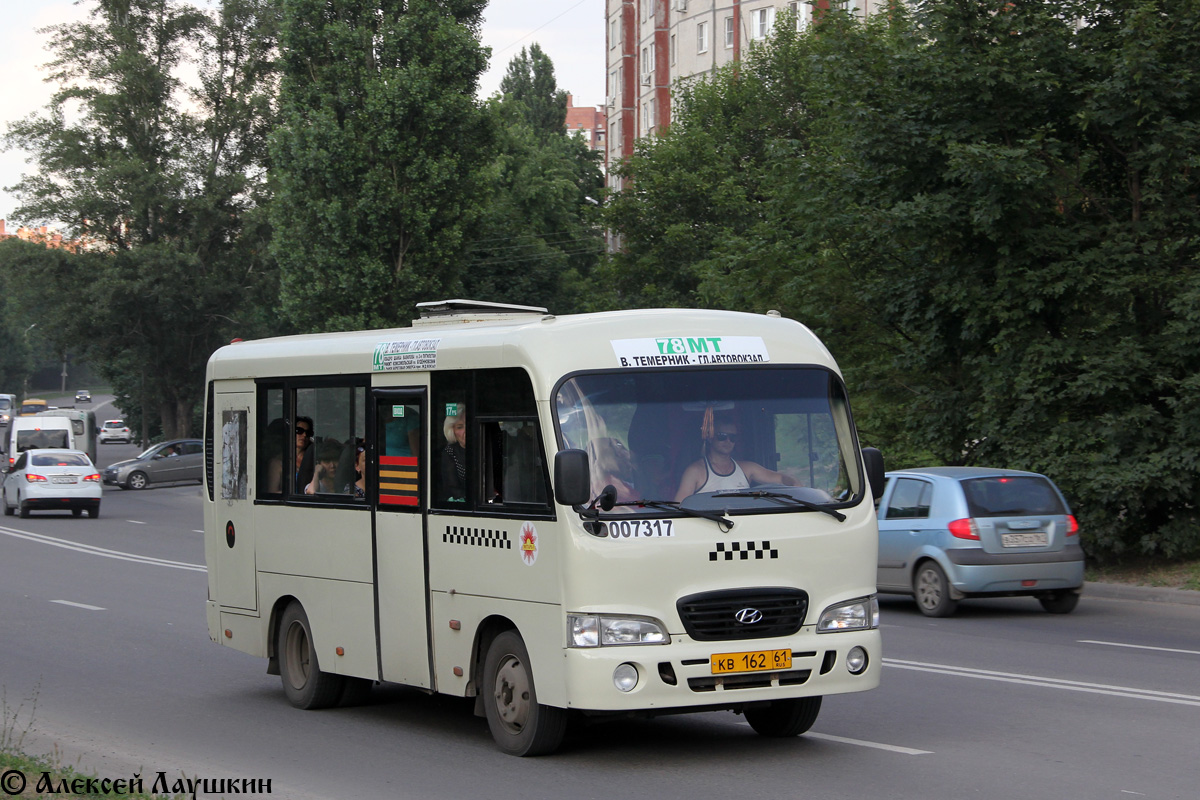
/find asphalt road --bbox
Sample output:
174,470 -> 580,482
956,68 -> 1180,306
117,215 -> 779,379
0,410 -> 1197,799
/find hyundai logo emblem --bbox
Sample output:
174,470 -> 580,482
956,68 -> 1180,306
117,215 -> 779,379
735,608 -> 763,624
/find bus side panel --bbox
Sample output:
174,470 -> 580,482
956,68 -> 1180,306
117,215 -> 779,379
257,573 -> 378,679
216,607 -> 268,656
256,506 -> 374,584
426,514 -> 566,706
429,591 -> 567,707
426,515 -> 561,605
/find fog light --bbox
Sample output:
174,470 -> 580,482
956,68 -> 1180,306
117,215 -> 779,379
613,663 -> 639,692
846,646 -> 868,675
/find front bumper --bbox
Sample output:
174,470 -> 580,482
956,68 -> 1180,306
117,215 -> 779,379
561,627 -> 881,714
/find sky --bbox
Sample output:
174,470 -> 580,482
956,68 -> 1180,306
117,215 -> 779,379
0,0 -> 605,227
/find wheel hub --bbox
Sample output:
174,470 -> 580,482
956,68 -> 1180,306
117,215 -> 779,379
493,654 -> 531,733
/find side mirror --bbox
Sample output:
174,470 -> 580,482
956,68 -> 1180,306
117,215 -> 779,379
553,449 -> 591,507
861,447 -> 885,501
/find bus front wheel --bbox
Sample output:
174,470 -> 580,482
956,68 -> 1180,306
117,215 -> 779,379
482,630 -> 567,756
744,696 -> 822,737
277,602 -> 344,710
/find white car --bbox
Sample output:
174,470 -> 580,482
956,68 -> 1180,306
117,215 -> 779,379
3,448 -> 102,518
99,419 -> 132,444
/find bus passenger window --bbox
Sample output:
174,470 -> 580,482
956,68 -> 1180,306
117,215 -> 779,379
436,402 -> 467,505
484,420 -> 547,507
295,385 -> 366,499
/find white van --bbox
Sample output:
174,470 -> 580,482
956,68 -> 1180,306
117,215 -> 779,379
8,416 -> 75,467
0,394 -> 16,429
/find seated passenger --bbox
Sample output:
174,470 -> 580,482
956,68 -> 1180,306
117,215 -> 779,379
305,439 -> 344,495
439,405 -> 467,503
674,420 -> 798,501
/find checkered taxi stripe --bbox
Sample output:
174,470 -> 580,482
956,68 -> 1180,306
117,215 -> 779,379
710,541 -> 779,561
443,526 -> 512,550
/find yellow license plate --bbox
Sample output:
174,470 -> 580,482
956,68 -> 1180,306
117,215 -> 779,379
710,648 -> 792,675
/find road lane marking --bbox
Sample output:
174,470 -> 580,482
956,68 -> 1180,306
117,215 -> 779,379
128,520 -> 147,524
1078,639 -> 1200,657
733,720 -> 931,755
52,600 -> 105,611
885,658 -> 1200,707
806,732 -> 932,755
0,527 -> 205,572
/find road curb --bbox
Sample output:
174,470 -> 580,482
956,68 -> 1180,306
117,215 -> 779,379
1085,581 -> 1200,607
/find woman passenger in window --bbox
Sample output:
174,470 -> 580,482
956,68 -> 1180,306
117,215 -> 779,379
305,439 -> 343,495
439,404 -> 466,503
294,416 -> 315,492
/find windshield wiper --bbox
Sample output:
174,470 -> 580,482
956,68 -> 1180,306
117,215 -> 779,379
712,490 -> 847,522
611,498 -> 734,532
584,485 -> 734,531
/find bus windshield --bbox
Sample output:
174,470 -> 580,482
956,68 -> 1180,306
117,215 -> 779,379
556,367 -> 861,513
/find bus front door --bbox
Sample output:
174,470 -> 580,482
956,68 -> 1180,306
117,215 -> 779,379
373,391 -> 432,689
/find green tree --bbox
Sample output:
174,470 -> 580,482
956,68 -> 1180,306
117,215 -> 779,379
498,43 -> 568,140
3,0 -> 280,439
464,48 -> 604,314
270,0 -> 494,331
606,1 -> 1200,560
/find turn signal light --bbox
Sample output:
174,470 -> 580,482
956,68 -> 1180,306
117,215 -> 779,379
948,518 -> 979,540
1066,515 -> 1079,536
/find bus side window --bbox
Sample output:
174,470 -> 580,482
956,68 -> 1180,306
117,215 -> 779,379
483,420 -> 548,507
377,399 -> 422,510
257,385 -> 286,498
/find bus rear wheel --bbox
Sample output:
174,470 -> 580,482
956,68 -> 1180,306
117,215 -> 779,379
744,696 -> 822,737
483,630 -> 567,756
277,602 -> 344,710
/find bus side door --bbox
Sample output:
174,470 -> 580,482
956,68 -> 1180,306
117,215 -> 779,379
373,390 -> 432,689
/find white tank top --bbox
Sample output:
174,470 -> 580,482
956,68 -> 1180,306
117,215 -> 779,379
698,455 -> 749,493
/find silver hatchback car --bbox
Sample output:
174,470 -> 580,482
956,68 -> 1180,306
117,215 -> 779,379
876,467 -> 1084,616
102,439 -> 203,489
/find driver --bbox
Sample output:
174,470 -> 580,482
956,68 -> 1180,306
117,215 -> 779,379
674,419 -> 798,501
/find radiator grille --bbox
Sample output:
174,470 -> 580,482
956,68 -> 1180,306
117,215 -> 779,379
677,588 -> 808,642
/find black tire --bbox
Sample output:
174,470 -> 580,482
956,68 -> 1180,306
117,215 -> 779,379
18,498 -> 29,518
87,505 -> 100,519
127,471 -> 149,490
1039,590 -> 1080,614
3,497 -> 12,516
914,560 -> 957,617
744,696 -> 823,737
72,509 -> 83,518
277,601 -> 344,710
482,630 -> 567,756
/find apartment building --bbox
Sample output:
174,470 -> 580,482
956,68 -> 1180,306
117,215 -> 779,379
565,94 -> 607,154
604,0 -> 883,188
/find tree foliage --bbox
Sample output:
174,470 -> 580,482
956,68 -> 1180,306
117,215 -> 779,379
464,48 -> 605,313
2,0 -> 280,439
269,0 -> 494,331
498,44 -> 569,140
604,0 -> 1200,560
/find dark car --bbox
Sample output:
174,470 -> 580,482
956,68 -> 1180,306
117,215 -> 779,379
102,439 -> 204,489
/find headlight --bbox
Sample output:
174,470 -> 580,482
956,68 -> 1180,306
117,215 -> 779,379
567,614 -> 668,647
816,595 -> 879,633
